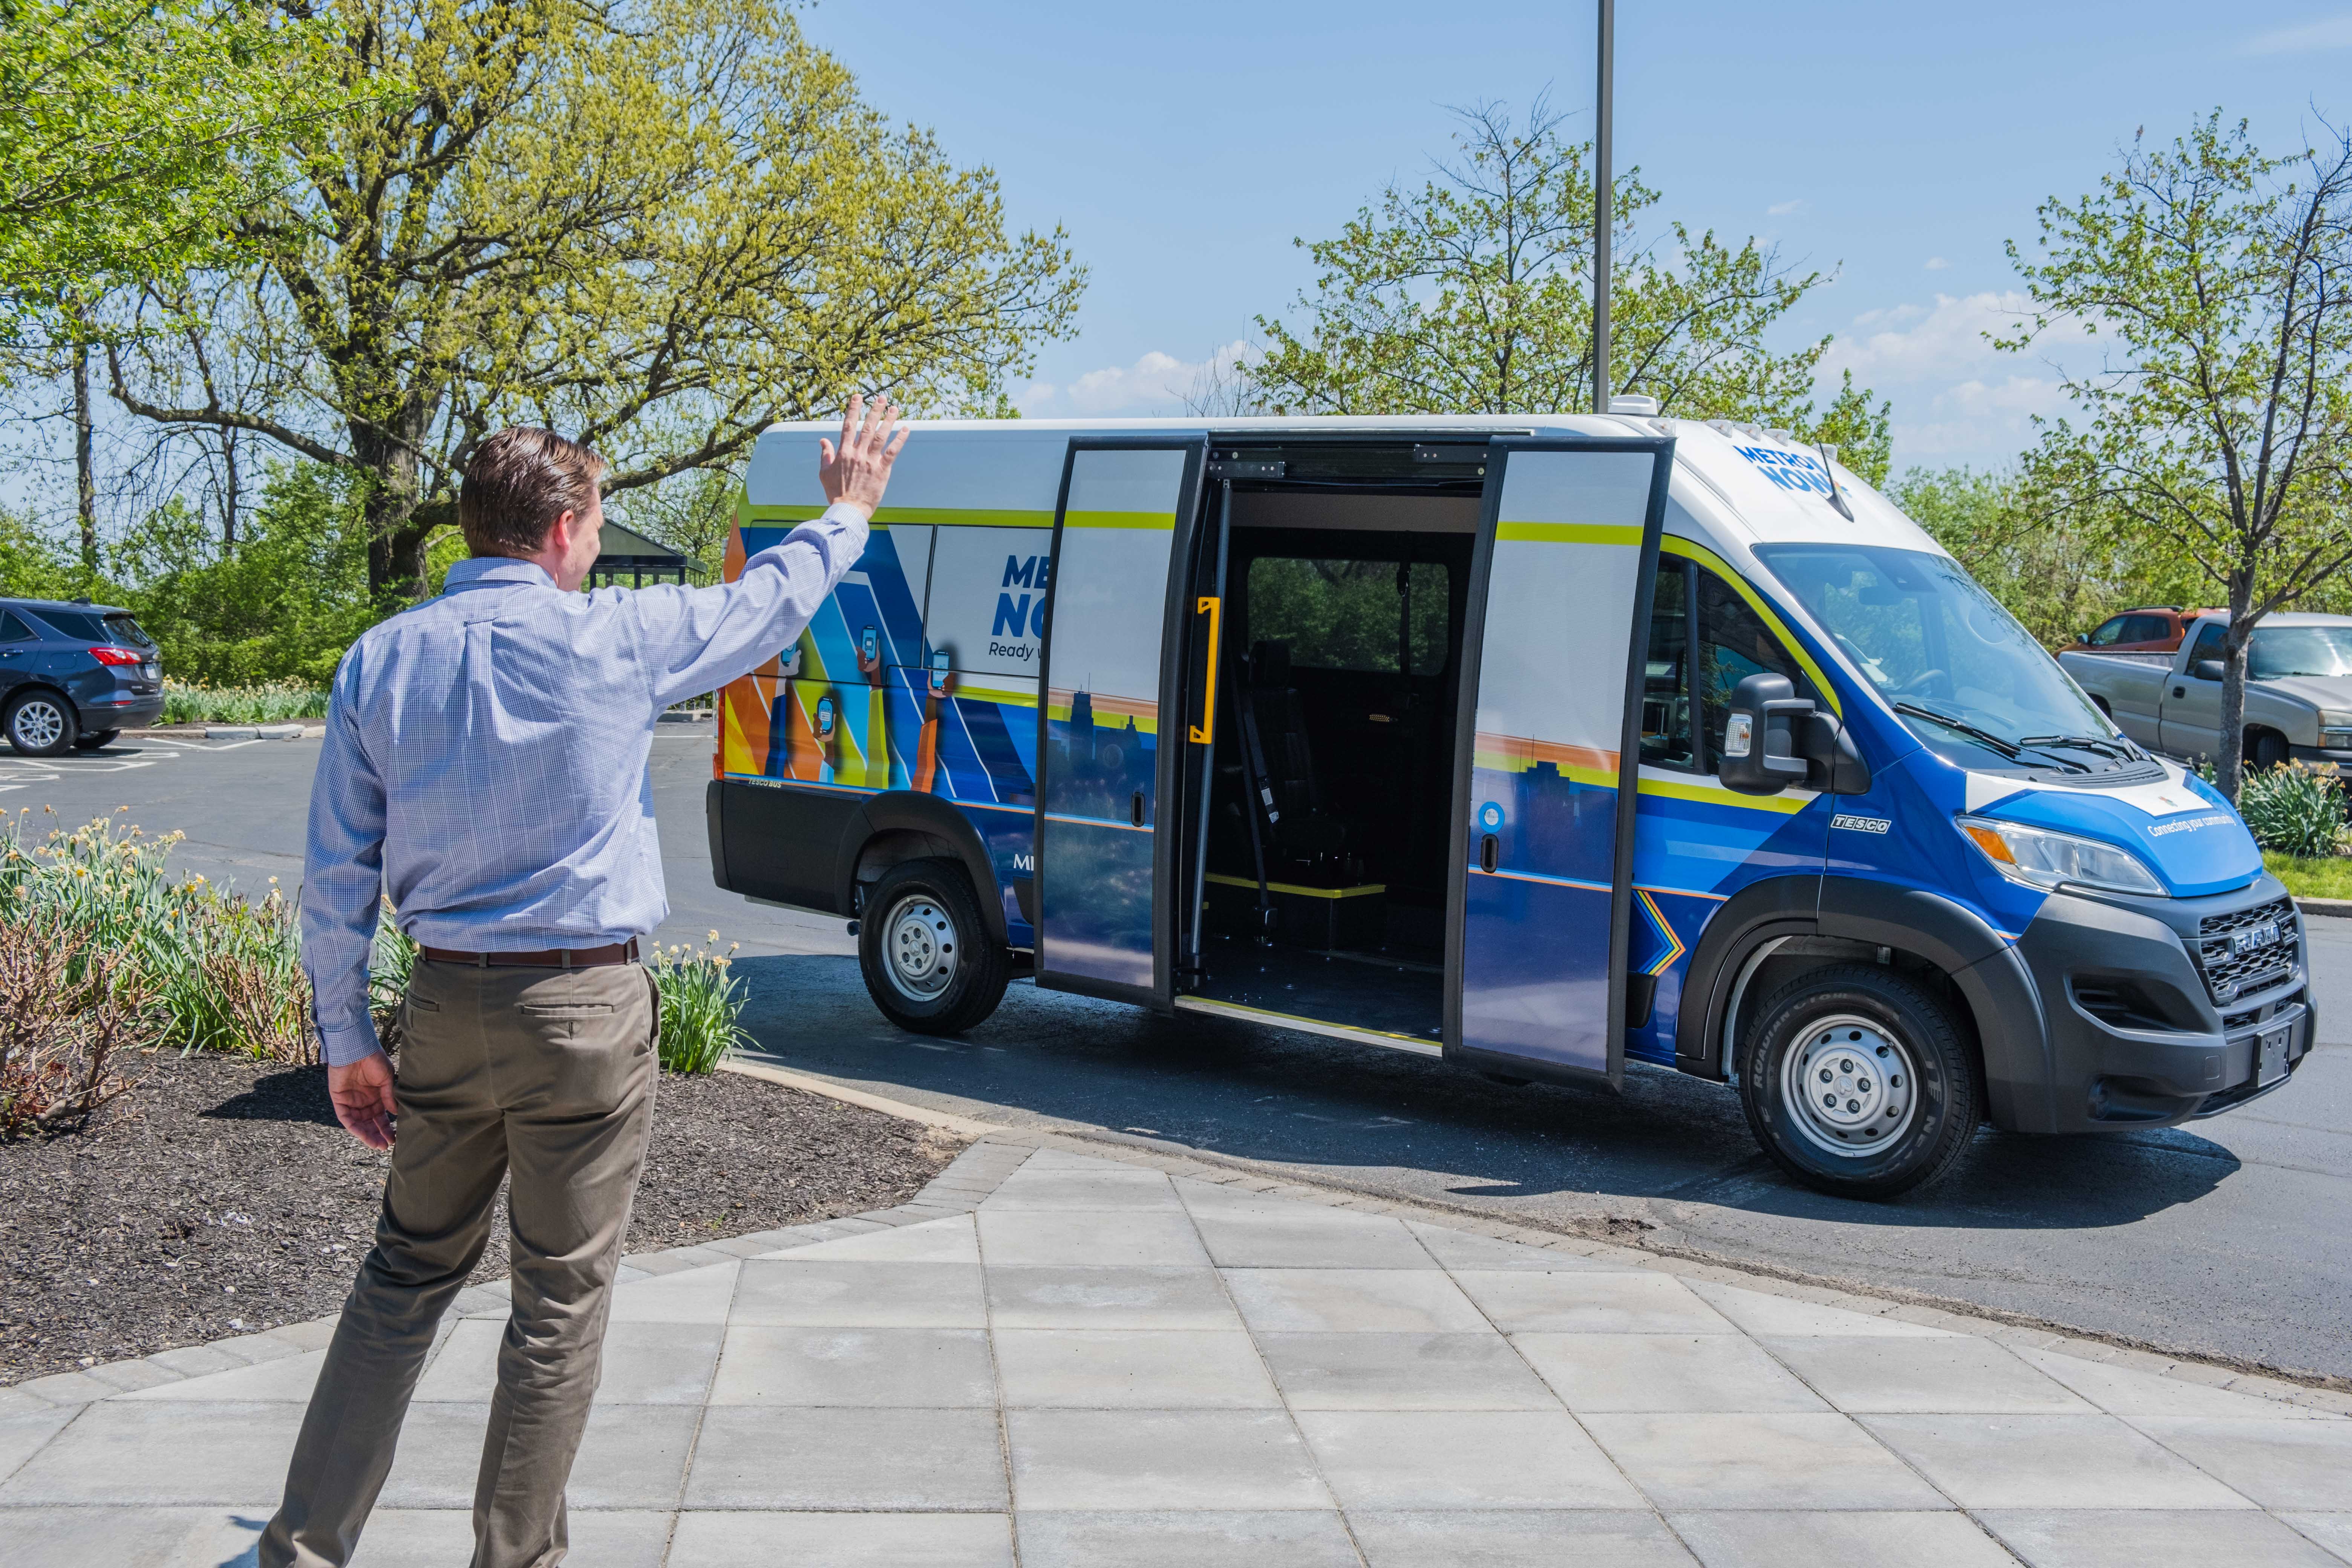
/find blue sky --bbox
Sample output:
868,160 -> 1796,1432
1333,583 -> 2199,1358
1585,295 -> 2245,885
802,0 -> 2349,475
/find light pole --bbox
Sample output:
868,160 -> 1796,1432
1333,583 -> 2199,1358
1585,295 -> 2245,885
1592,0 -> 1614,415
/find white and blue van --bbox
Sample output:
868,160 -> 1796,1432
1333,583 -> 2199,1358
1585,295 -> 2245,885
706,413 -> 2310,1197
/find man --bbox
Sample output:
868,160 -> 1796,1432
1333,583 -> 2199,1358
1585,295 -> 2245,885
262,399 -> 906,1568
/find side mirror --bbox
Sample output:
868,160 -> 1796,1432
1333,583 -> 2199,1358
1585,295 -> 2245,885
2076,631 -> 2092,644
1718,672 -> 1813,795
2191,658 -> 2225,682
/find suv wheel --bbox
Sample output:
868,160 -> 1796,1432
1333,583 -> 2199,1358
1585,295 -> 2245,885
1738,964 -> 1981,1199
4,691 -> 78,757
857,858 -> 1011,1035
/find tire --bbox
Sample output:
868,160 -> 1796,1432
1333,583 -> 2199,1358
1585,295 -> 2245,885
1737,964 -> 1981,1199
2245,729 -> 2288,772
73,729 -> 120,752
4,690 -> 77,757
857,858 -> 1011,1035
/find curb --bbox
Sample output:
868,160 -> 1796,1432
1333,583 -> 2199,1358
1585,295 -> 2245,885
201,723 -> 311,740
2295,896 -> 2352,918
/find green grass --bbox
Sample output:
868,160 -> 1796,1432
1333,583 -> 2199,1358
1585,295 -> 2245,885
160,681 -> 330,725
2264,851 -> 2352,902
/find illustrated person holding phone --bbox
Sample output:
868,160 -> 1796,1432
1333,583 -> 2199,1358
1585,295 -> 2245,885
263,399 -> 906,1568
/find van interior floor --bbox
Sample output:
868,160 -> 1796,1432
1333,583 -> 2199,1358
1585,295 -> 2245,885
1191,934 -> 1444,1044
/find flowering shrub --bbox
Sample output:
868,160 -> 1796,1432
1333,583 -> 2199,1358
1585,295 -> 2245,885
651,934 -> 749,1074
160,681 -> 330,726
0,810 -> 313,1067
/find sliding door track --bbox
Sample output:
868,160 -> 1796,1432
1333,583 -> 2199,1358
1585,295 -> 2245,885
1171,995 -> 1444,1057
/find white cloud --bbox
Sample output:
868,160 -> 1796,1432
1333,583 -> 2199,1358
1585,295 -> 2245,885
1018,340 -> 1257,417
1820,292 -> 2099,470
1923,256 -> 1951,271
2243,14 -> 2352,52
1767,199 -> 1804,216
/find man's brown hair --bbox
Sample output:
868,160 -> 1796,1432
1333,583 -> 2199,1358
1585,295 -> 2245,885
459,428 -> 608,557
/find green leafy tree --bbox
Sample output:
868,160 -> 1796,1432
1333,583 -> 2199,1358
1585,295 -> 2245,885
109,461 -> 380,684
1889,466 -> 2205,649
0,0 -> 348,340
109,0 -> 1084,599
1245,100 -> 1891,480
2000,113 -> 2352,798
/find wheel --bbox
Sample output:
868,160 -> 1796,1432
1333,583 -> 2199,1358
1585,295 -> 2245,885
4,691 -> 77,757
2245,729 -> 2288,772
856,858 -> 1011,1035
1737,964 -> 1981,1199
72,729 -> 120,752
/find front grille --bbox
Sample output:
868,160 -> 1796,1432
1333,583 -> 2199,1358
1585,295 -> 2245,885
2196,896 -> 2297,1004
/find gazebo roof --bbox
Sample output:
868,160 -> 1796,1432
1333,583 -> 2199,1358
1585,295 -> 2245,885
593,520 -> 689,568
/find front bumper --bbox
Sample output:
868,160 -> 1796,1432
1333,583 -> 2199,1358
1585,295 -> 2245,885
2009,876 -> 2312,1132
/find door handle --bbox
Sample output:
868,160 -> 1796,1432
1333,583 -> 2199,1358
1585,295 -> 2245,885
2173,686 -> 2185,698
1189,596 -> 1221,744
1479,833 -> 1499,874
1130,790 -> 1146,828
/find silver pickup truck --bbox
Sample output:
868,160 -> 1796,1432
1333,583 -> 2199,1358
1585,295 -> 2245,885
2059,611 -> 2352,773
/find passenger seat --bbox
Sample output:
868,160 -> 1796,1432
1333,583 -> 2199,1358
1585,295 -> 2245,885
1239,641 -> 1353,877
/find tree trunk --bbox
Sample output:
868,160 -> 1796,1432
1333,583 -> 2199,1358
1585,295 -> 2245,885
2216,567 -> 2256,802
221,429 -> 239,552
72,337 -> 96,582
352,420 -> 431,602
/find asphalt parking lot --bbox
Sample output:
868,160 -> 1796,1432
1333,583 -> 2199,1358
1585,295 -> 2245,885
23,729 -> 2352,1382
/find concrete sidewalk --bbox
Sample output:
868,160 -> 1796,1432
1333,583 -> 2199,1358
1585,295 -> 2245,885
4,1136 -> 2350,1568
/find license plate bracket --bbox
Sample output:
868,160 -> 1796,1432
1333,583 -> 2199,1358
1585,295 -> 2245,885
2259,1026 -> 2292,1087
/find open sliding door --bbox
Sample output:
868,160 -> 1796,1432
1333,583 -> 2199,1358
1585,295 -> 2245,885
1446,436 -> 1674,1087
1033,437 -> 1210,1008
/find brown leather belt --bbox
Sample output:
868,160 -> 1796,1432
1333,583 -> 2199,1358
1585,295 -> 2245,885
419,939 -> 640,969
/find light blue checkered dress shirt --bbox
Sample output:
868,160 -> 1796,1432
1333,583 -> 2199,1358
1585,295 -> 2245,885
301,505 -> 868,1065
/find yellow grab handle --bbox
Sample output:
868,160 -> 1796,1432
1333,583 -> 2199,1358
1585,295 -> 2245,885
1189,596 -> 1222,744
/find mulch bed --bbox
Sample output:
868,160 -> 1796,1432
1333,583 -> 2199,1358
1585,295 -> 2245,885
0,1050 -> 960,1386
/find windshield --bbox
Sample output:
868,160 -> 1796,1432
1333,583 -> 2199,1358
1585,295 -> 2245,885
1755,544 -> 2120,772
2248,625 -> 2352,680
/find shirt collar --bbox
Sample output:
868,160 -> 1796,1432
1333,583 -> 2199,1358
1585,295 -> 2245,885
444,556 -> 557,593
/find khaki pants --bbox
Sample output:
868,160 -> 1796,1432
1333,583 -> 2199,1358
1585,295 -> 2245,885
261,959 -> 660,1568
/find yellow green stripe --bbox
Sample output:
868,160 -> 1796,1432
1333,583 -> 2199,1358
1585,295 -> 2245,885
1496,521 -> 1646,545
1661,536 -> 1841,716
1635,773 -> 1810,814
1063,509 -> 1175,531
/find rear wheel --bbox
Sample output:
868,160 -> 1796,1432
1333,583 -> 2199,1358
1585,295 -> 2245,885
857,858 -> 1011,1035
1738,964 -> 1981,1199
73,729 -> 120,752
4,691 -> 77,757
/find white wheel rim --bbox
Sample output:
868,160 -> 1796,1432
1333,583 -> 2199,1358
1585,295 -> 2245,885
1780,1012 -> 1919,1159
12,699 -> 64,749
883,893 -> 958,1001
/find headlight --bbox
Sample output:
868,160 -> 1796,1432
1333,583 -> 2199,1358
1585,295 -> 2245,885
1956,816 -> 2166,896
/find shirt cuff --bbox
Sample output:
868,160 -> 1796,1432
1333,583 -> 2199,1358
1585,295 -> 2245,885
318,1018 -> 383,1067
824,500 -> 872,527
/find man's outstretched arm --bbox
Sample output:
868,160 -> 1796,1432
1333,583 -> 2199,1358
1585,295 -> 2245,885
300,677 -> 397,1149
634,396 -> 908,710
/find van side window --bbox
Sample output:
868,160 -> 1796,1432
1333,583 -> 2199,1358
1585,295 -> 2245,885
1642,561 -> 1818,775
1246,556 -> 1449,674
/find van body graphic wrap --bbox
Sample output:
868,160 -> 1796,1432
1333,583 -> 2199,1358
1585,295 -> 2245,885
1457,446 -> 1667,1081
718,516 -> 1059,944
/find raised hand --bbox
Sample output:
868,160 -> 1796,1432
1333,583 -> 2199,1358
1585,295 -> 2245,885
818,393 -> 910,514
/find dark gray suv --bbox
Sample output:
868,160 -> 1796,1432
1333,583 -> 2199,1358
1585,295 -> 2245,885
0,598 -> 164,755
